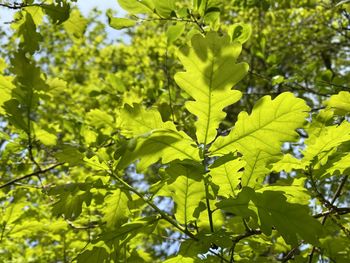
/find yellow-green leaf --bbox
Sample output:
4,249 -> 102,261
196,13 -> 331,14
174,32 -> 248,145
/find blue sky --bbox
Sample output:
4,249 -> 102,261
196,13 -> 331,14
77,0 -> 125,16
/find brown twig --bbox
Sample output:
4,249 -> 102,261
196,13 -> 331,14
0,163 -> 64,189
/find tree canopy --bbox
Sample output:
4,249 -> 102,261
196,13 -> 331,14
0,0 -> 350,262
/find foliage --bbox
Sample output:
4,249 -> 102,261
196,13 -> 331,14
0,0 -> 350,262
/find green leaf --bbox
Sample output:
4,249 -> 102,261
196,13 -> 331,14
305,109 -> 334,144
33,123 -> 57,146
254,191 -> 323,246
210,156 -> 244,197
77,246 -> 109,263
324,153 -> 350,177
108,16 -> 136,30
16,12 -> 42,54
211,92 -> 309,187
218,188 -> 323,246
302,121 -> 350,168
256,178 -> 310,205
50,185 -> 92,220
167,23 -> 186,43
101,216 -> 158,244
242,150 -> 277,188
211,92 -> 309,156
163,255 -> 196,263
166,163 -> 206,225
320,236 -> 350,263
63,9 -> 87,39
228,23 -> 252,44
55,144 -> 84,165
271,154 -> 304,173
102,189 -> 130,229
324,91 -> 350,115
41,1 -> 70,24
86,109 -> 114,129
118,0 -> 154,14
119,103 -> 176,137
23,6 -> 44,26
84,156 -> 109,171
216,187 -> 257,220
117,130 -> 200,171
154,0 -> 176,17
0,75 -> 15,114
174,32 -> 249,145
271,75 -> 285,86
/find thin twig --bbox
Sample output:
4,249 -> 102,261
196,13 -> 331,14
309,175 -> 348,263
0,163 -> 64,189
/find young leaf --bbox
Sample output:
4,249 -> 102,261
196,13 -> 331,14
117,130 -> 200,171
63,9 -> 87,39
210,156 -> 245,197
254,191 -> 323,246
41,1 -> 70,24
166,163 -> 206,226
302,122 -> 350,168
16,12 -> 42,54
154,0 -> 176,17
228,22 -> 252,44
77,246 -> 109,263
0,75 -> 14,114
163,255 -> 196,263
242,150 -> 277,188
118,0 -> 154,14
324,91 -> 350,115
271,153 -> 304,173
324,153 -> 350,176
167,23 -> 186,43
211,92 -> 309,187
216,187 -> 257,220
218,188 -> 323,246
119,103 -> 177,137
174,32 -> 249,145
108,16 -> 137,30
100,216 -> 158,245
211,92 -> 309,156
103,189 -> 130,229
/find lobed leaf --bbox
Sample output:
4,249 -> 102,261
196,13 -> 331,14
117,130 -> 200,171
211,92 -> 309,188
166,163 -> 206,226
103,189 -> 130,229
324,91 -> 350,115
210,156 -> 245,197
175,32 -> 248,145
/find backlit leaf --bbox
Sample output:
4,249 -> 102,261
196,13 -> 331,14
211,92 -> 309,156
324,91 -> 350,115
210,156 -> 245,197
174,32 -> 248,145
108,16 -> 136,30
166,163 -> 206,226
117,130 -> 200,171
103,189 -> 130,229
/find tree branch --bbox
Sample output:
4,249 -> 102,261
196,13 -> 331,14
309,175 -> 348,263
0,163 -> 64,189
